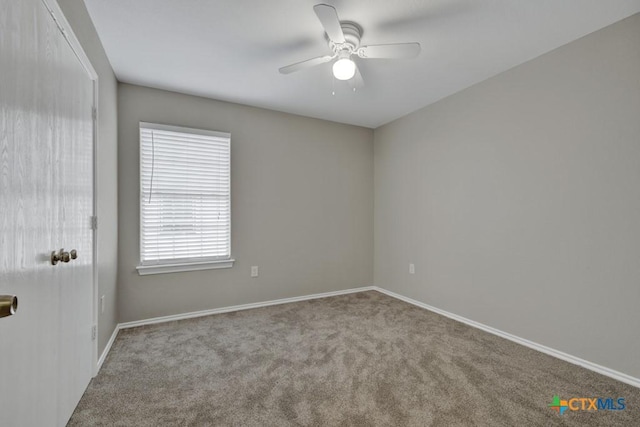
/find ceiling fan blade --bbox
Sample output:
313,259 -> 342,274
313,4 -> 345,44
279,54 -> 335,74
357,43 -> 421,59
348,64 -> 364,90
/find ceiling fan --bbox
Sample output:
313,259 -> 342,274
279,4 -> 421,89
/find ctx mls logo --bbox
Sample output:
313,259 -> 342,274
549,395 -> 626,415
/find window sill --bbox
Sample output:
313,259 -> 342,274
136,259 -> 235,276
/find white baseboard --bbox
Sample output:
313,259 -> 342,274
96,326 -> 119,374
373,286 -> 640,389
118,286 -> 374,330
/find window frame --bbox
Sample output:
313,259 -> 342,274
136,122 -> 234,276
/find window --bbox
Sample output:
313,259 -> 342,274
136,122 -> 233,275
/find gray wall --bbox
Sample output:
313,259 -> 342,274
374,14 -> 640,378
118,83 -> 373,322
58,0 -> 118,356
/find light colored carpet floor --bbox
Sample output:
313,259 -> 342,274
68,291 -> 639,426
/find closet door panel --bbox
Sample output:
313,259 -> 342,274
0,0 -> 95,425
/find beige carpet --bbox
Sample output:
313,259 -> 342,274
68,291 -> 639,426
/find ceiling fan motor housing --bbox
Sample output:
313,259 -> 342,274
328,22 -> 362,55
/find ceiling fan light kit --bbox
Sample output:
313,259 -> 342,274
279,4 -> 421,89
333,57 -> 356,81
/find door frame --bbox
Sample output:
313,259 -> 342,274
40,0 -> 101,377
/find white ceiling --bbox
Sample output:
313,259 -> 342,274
84,0 -> 640,128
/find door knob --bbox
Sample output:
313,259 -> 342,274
51,248 -> 77,265
51,249 -> 65,265
0,295 -> 18,318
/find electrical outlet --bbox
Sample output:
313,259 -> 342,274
251,266 -> 259,278
409,263 -> 415,275
100,295 -> 105,313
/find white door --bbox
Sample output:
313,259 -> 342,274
0,0 -> 95,425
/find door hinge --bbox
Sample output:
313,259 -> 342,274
92,107 -> 97,121
91,216 -> 98,230
91,325 -> 97,341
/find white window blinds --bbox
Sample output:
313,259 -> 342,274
139,122 -> 231,266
